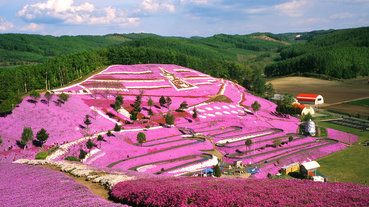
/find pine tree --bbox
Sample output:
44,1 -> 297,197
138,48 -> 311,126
44,91 -> 53,107
165,113 -> 175,125
159,96 -> 166,107
166,97 -> 172,109
192,107 -> 198,119
214,164 -> 221,177
251,101 -> 261,113
114,123 -> 121,131
179,101 -> 188,111
21,127 -> 33,148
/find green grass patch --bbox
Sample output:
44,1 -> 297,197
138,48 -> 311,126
316,122 -> 369,186
346,98 -> 369,107
35,151 -> 48,160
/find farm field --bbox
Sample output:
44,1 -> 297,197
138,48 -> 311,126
347,98 -> 369,107
268,77 -> 369,104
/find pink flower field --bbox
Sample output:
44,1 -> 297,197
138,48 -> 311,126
0,64 -> 356,178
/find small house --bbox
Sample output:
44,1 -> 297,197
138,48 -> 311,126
293,104 -> 315,115
300,161 -> 320,177
281,162 -> 300,175
296,94 -> 324,105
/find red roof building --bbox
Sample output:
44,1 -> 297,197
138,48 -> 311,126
293,103 -> 315,115
296,94 -> 324,105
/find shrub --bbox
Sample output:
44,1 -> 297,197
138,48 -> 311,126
114,123 -> 121,131
58,93 -> 69,101
137,132 -> 146,145
213,164 -> 221,177
65,156 -> 80,162
97,135 -> 104,141
165,113 -> 175,125
36,128 -> 49,145
107,131 -> 113,137
35,151 -> 48,160
30,91 -> 41,100
288,136 -> 294,142
79,149 -> 87,160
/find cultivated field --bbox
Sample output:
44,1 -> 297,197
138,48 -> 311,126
268,77 -> 369,104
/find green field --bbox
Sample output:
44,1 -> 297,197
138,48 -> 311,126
346,98 -> 369,107
317,122 -> 369,186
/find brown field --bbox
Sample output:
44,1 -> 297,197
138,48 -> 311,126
268,77 -> 369,115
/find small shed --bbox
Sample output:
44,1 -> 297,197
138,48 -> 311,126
293,104 -> 315,115
300,161 -> 320,176
281,162 -> 300,175
296,94 -> 324,105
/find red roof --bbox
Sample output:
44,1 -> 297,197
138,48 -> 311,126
297,94 -> 320,102
293,104 -> 306,110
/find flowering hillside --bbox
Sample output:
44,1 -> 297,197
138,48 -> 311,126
0,162 -> 127,206
0,64 -> 356,177
111,177 -> 369,206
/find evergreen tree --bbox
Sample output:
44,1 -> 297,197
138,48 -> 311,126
114,123 -> 121,131
147,96 -> 154,110
36,128 -> 49,145
159,96 -> 166,107
21,127 -> 33,148
178,101 -> 188,111
192,107 -> 198,119
84,116 -> 91,127
245,139 -> 252,151
30,90 -> 41,102
213,164 -> 221,177
165,113 -> 175,125
86,139 -> 95,150
166,97 -> 172,109
130,110 -> 138,121
288,136 -> 294,142
58,93 -> 69,101
79,149 -> 87,160
97,135 -> 104,141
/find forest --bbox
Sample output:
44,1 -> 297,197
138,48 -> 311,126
0,26 -> 368,115
264,27 -> 369,79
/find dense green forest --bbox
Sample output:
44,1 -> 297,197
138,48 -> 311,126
265,27 -> 369,79
0,33 -> 158,66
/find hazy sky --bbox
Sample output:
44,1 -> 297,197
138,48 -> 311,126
0,0 -> 368,37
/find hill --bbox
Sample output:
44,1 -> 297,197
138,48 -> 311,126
265,27 -> 369,79
0,64 -> 350,178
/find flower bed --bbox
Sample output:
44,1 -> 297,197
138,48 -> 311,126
0,163 -> 127,206
111,177 -> 369,206
327,128 -> 358,143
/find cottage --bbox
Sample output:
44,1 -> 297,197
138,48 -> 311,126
281,162 -> 300,175
300,161 -> 320,177
296,94 -> 324,105
293,104 -> 315,115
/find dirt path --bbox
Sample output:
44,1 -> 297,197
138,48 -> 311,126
41,164 -> 111,201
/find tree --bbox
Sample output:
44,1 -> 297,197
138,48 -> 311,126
130,110 -> 138,121
106,130 -> 113,137
58,92 -> 69,102
113,95 -> 124,111
44,91 -> 53,107
133,94 -> 142,112
84,116 -> 91,127
36,128 -> 49,145
30,90 -> 41,101
178,101 -> 188,111
147,96 -> 154,110
251,101 -> 261,113
166,97 -> 172,109
137,132 -> 146,146
245,139 -> 252,151
213,164 -> 221,177
282,93 -> 295,106
302,113 -> 313,122
288,136 -> 294,142
86,139 -> 95,150
114,123 -> 121,131
79,149 -> 87,160
97,135 -> 104,141
192,107 -> 198,119
159,95 -> 166,107
0,137 -> 2,145
165,113 -> 175,125
21,127 -> 33,148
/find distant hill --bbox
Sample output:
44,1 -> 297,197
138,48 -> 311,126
265,27 -> 369,79
0,33 -> 160,67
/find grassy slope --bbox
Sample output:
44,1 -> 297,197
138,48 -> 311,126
316,122 -> 369,186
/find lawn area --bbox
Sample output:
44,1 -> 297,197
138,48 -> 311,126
346,98 -> 369,107
317,122 -> 369,186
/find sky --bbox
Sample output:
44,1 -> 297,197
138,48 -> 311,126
0,0 -> 368,37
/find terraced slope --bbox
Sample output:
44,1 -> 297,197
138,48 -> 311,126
0,64 -> 353,177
